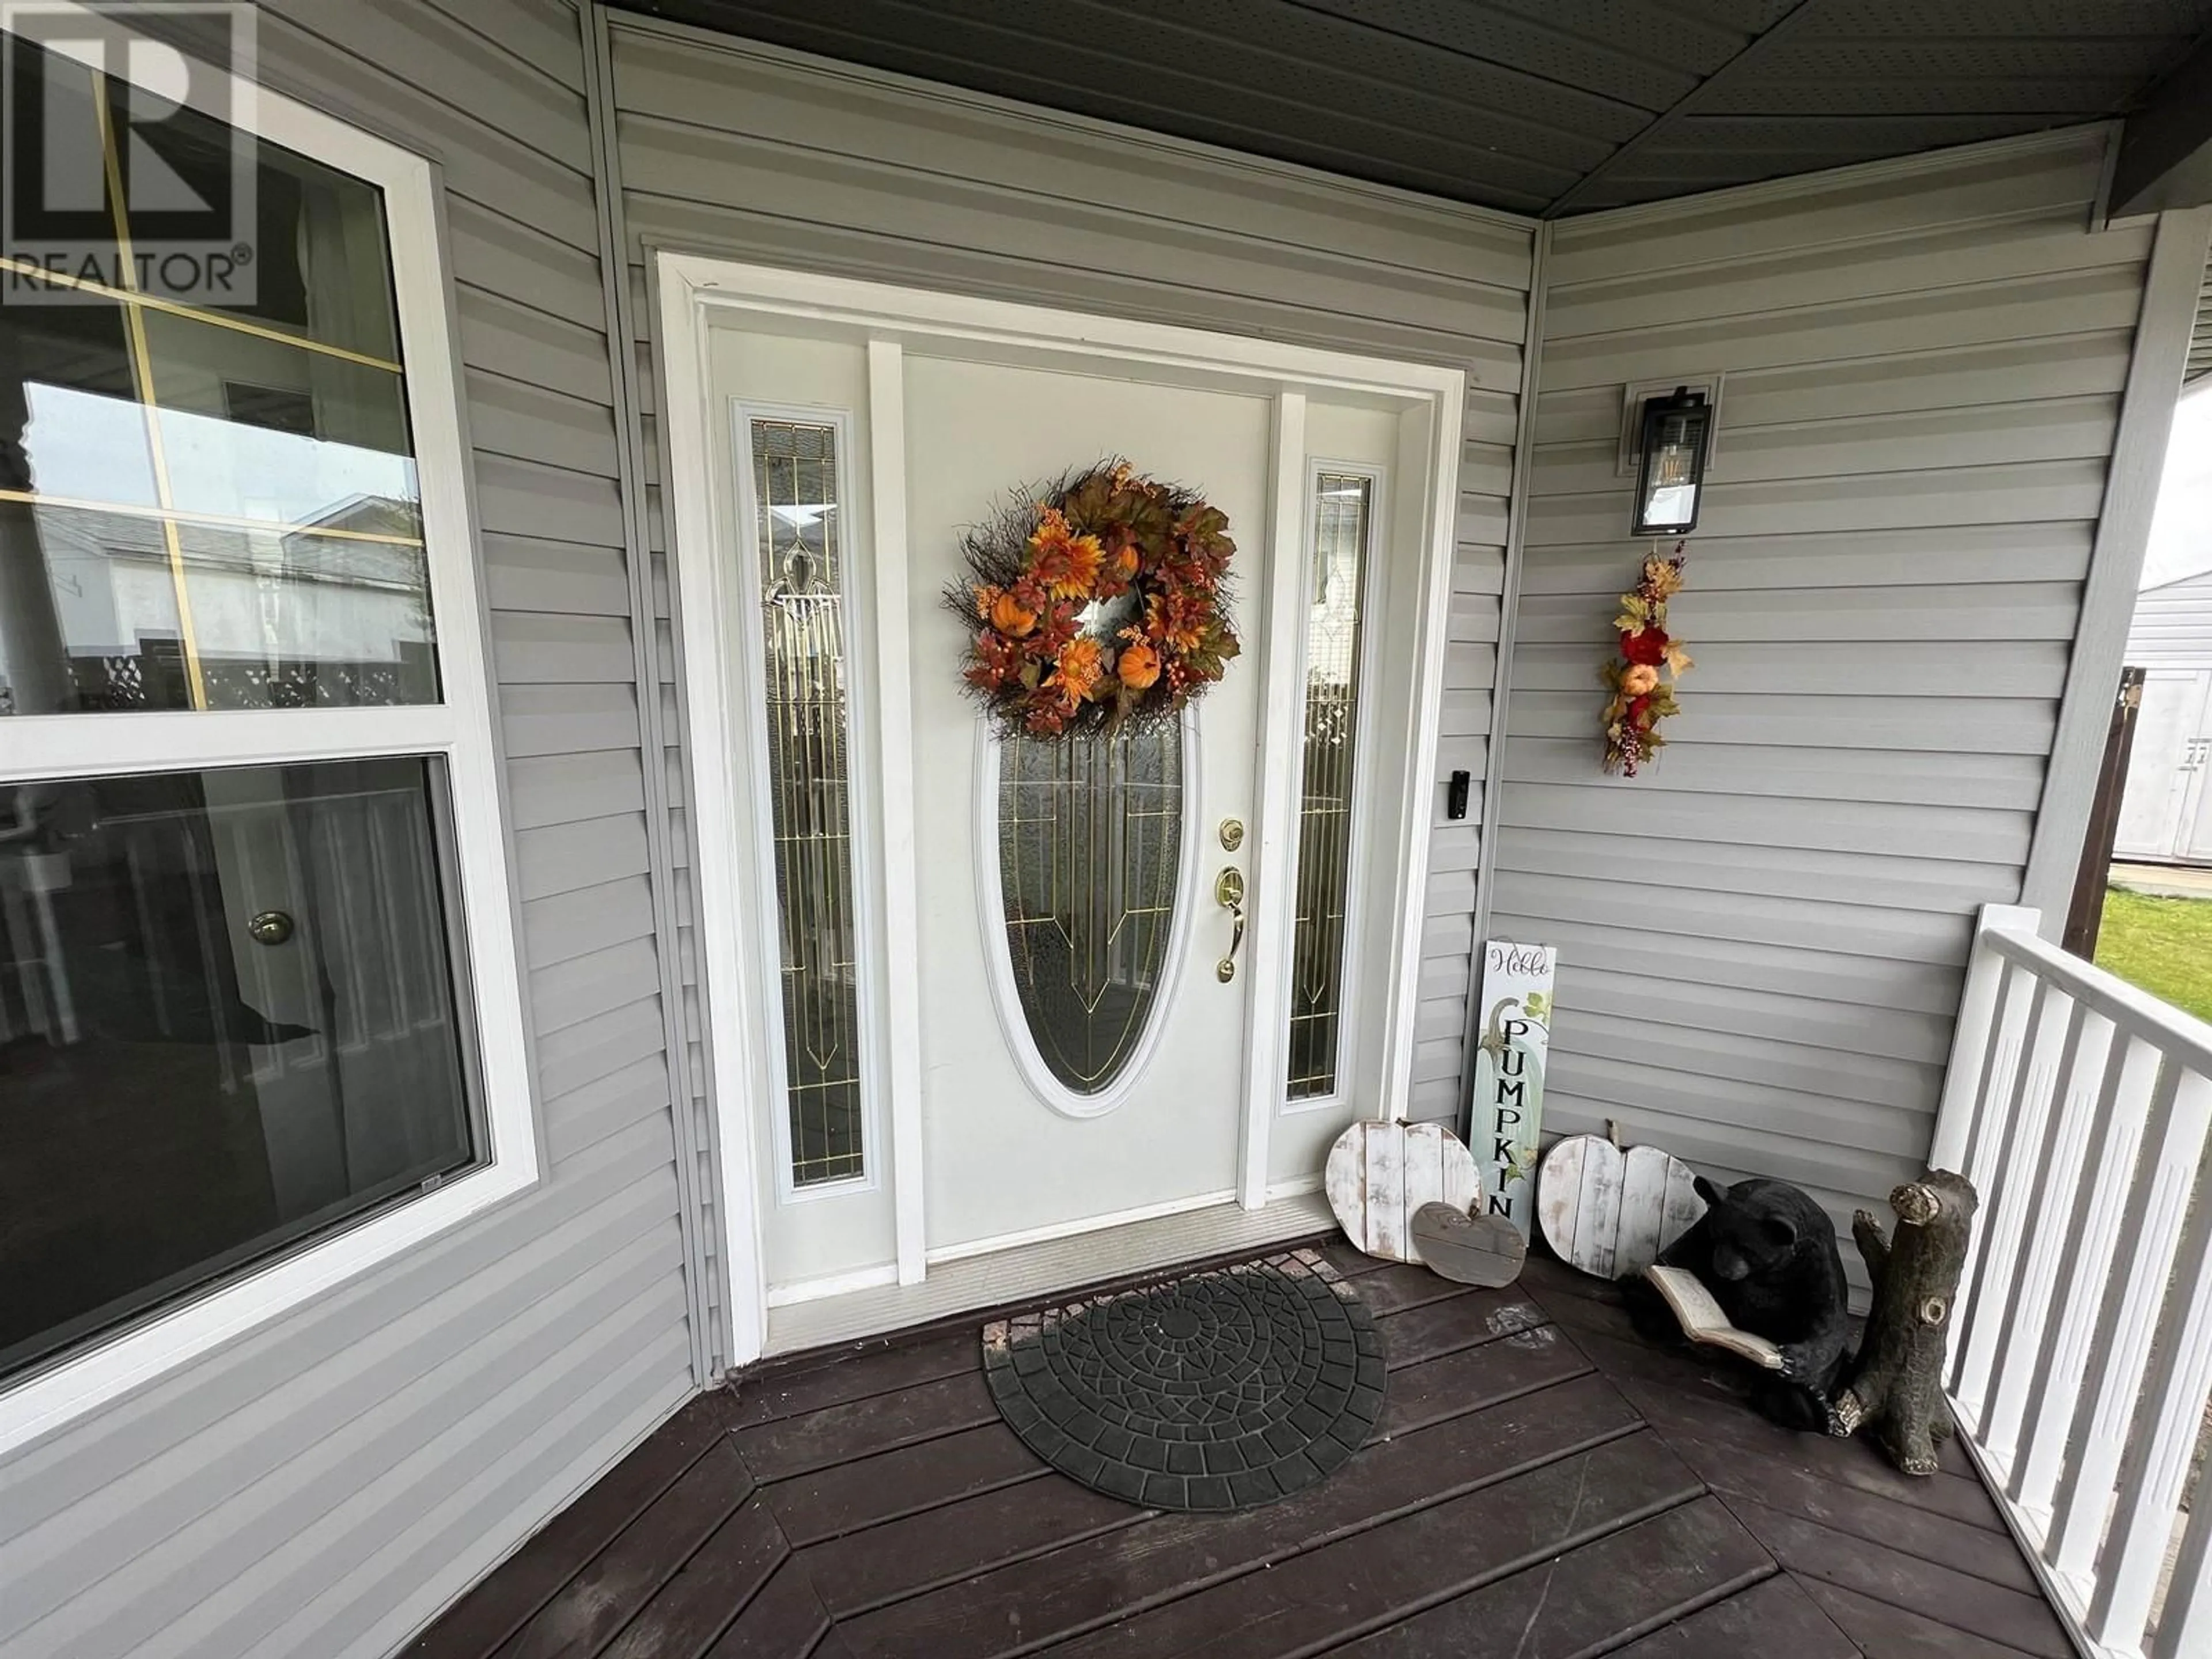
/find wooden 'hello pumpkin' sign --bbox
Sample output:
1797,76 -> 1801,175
1471,941 -> 1556,1236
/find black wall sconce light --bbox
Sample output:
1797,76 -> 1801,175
1631,385 -> 1714,536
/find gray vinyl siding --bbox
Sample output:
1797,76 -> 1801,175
2126,571 -> 2212,669
1499,130 -> 2147,1271
606,14 -> 1532,1272
0,5 -> 699,1659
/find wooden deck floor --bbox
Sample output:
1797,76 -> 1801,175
405,1243 -> 2075,1658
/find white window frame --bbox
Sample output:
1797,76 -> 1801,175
0,13 -> 536,1456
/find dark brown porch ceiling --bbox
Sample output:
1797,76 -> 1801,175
609,0 -> 2212,215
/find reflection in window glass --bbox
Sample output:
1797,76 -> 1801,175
1287,472 -> 1373,1100
175,523 -> 436,708
751,418 -> 866,1187
110,69 -> 402,357
142,308 -> 419,531
6,298 -> 159,504
0,37 -> 427,717
0,758 -> 481,1381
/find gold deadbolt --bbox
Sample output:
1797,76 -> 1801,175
249,910 -> 295,946
1218,818 -> 1245,853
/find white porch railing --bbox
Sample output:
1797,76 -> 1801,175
1935,903 -> 2212,1659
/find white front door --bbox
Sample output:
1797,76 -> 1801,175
902,357 -> 1269,1256
665,259 -> 1465,1353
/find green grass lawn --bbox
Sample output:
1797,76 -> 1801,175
2096,887 -> 2212,1027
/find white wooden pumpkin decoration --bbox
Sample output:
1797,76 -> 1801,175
1324,1120 -> 1480,1264
1410,1202 -> 1527,1288
1537,1133 -> 1705,1279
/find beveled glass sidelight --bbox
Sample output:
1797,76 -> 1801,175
749,417 -> 865,1186
998,726 -> 1184,1097
1287,472 -> 1374,1100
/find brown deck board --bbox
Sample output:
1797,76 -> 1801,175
833,1372 -> 1642,1658
488,1440 -> 757,1659
1668,1429 -> 2042,1593
1346,1260 -> 1498,1318
765,1423 -> 1050,1545
1318,1495 -> 1774,1658
1730,1493 -> 2074,1658
729,1328 -> 984,1426
1611,1574 -> 1861,1657
704,1556 -> 832,1658
403,1392 -> 736,1659
420,1242 -> 2085,1659
1037,1435 -> 1706,1659
1802,1579 -> 2054,1659
1523,1260 -> 1986,1479
1550,1318 -> 2006,1528
1370,1321 -> 1588,1434
734,1368 -> 997,1480
597,1497 -> 787,1659
1369,1286 -> 1546,1366
801,1465 -> 1146,1616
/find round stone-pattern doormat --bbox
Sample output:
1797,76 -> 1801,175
980,1248 -> 1385,1512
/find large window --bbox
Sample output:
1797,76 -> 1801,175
0,24 -> 531,1444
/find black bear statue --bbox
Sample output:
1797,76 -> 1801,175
1620,1175 -> 1853,1432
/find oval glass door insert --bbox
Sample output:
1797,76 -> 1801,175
995,725 -> 1184,1098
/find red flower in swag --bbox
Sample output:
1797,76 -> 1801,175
1601,545 -> 1690,778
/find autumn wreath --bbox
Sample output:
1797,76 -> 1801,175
1601,545 -> 1692,777
948,460 -> 1240,738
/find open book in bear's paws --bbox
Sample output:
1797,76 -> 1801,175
1642,1264 -> 1785,1370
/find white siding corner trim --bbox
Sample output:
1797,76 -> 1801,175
2020,204 -> 2212,922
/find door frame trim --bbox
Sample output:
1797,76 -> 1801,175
654,252 -> 1467,1368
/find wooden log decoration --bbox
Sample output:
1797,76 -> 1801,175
1831,1169 -> 1979,1475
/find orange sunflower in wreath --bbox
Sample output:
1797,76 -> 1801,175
950,460 -> 1240,738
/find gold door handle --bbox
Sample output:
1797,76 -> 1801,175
1215,866 -> 1245,983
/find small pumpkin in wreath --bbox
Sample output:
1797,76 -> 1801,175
946,460 -> 1240,738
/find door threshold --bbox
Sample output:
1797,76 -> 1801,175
763,1189 -> 1335,1355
